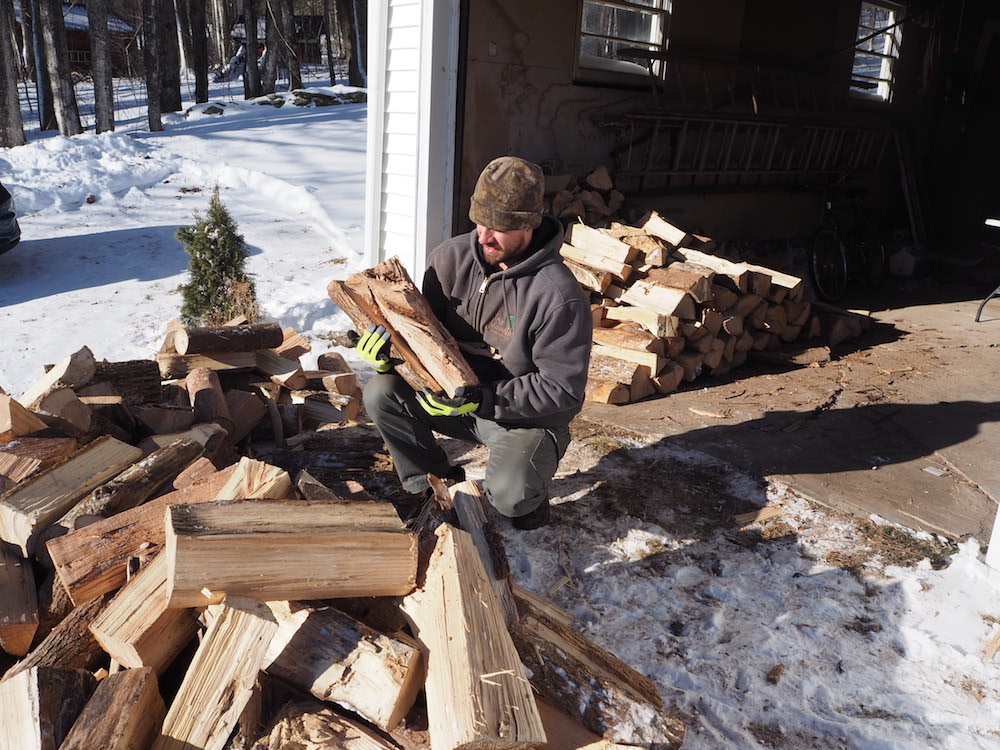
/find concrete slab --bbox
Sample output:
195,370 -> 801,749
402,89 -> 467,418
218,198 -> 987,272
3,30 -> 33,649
581,280 -> 1000,543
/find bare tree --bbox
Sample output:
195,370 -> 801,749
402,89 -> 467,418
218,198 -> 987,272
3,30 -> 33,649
27,0 -> 54,129
18,0 -> 34,82
260,0 -> 278,94
242,0 -> 260,98
189,0 -> 209,102
279,0 -> 300,91
88,0 -> 115,133
334,0 -> 364,87
322,0 -> 336,84
142,0 -> 163,130
159,0 -> 182,111
37,0 -> 81,135
0,0 -> 25,146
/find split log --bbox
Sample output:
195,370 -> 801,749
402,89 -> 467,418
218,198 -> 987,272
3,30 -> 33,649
292,390 -> 362,424
255,349 -> 308,391
674,352 -> 704,382
640,211 -> 688,248
57,439 -> 204,531
186,367 -> 235,436
566,259 -> 613,294
316,350 -> 352,373
89,360 -> 162,405
60,667 -> 165,750
90,552 -> 199,674
783,299 -> 812,327
295,469 -> 351,502
701,309 -> 724,336
156,351 -> 257,380
136,405 -> 194,435
151,597 -> 278,750
0,667 -> 95,750
780,324 -> 803,343
675,248 -> 751,291
165,500 -> 418,607
18,347 -> 96,410
213,456 -> 294,501
551,190 -> 574,218
586,380 -> 630,405
0,436 -> 143,556
584,165 -> 614,192
175,322 -> 284,355
5,593 -> 109,680
749,299 -> 768,329
327,257 -> 478,398
47,466 -> 236,606
566,224 -> 639,265
558,199 -> 586,220
709,283 -> 739,310
0,433 -> 78,487
644,262 -> 715,303
512,603 -> 685,749
742,262 -> 804,300
766,284 -> 788,304
249,700 -> 397,750
821,315 -> 854,347
0,396 -> 47,445
33,388 -> 92,436
401,524 -> 545,749
224,389 -> 268,443
559,244 -> 633,283
0,541 -> 37,656
620,280 -> 696,320
750,346 -> 832,366
321,371 -> 359,396
762,304 -> 788,335
653,361 -> 685,394
159,320 -> 183,354
592,324 -> 666,356
592,342 -> 664,375
139,423 -> 227,455
602,307 -> 681,338
263,601 -> 423,731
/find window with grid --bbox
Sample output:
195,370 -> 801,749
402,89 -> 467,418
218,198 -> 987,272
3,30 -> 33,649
578,0 -> 670,75
850,1 -> 903,101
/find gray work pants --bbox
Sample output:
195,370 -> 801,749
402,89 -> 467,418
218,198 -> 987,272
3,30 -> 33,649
363,374 -> 570,518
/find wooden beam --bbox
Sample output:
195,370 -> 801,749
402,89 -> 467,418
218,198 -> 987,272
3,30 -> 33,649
401,524 -> 545,749
263,601 -> 423,732
0,667 -> 95,750
90,552 -> 200,674
0,436 -> 143,556
47,465 -> 236,606
60,667 -> 165,750
328,257 -> 478,397
165,500 -> 418,607
151,597 -> 278,750
0,540 -> 38,656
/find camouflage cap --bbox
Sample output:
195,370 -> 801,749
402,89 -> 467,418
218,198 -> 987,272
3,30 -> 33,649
469,156 -> 544,231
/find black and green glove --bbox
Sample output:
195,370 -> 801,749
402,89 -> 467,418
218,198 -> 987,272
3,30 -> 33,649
417,386 -> 482,417
356,324 -> 394,374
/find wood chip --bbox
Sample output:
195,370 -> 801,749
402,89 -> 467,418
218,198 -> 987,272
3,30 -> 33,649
733,506 -> 784,526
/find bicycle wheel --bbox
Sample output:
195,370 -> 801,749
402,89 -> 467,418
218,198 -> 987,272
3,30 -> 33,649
810,229 -> 848,302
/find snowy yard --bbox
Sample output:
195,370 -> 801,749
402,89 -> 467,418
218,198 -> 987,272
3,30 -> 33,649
2,75 -> 1000,749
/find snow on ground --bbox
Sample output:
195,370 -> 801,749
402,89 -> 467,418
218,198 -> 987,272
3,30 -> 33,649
3,73 -> 1000,749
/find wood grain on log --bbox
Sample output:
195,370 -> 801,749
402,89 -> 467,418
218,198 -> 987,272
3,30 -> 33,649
18,347 -> 96,411
0,666 -> 95,750
175,322 -> 284,355
0,541 -> 38,656
60,667 -> 165,750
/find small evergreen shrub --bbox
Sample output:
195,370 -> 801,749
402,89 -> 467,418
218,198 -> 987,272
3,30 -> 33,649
176,186 -> 260,326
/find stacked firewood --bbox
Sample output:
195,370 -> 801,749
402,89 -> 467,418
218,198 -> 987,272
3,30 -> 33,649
561,211 -> 870,404
0,306 -> 687,748
544,166 -> 627,226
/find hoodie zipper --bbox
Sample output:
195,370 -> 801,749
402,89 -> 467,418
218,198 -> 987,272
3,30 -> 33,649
474,273 -> 493,331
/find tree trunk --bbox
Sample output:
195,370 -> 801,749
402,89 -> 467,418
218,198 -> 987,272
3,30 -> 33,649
335,0 -> 364,87
27,0 -> 54,129
87,0 -> 114,133
141,0 -> 163,131
260,0 -> 278,94
36,0 -> 81,135
280,0 -> 300,90
18,0 -> 34,82
242,0 -> 260,98
189,0 -> 209,102
175,0 -> 193,68
322,0 -> 335,84
158,0 -> 182,112
0,0 -> 25,146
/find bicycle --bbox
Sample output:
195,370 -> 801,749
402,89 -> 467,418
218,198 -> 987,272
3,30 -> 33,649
809,187 -> 888,302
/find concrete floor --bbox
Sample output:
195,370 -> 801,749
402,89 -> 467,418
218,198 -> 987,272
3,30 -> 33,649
582,274 -> 1000,544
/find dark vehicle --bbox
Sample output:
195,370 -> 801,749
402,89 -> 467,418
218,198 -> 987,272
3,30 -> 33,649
0,182 -> 21,255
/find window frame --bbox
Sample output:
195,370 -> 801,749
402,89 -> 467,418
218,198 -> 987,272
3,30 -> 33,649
574,0 -> 672,83
849,0 -> 904,103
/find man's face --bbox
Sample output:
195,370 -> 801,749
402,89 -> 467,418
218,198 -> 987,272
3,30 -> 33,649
476,225 -> 533,267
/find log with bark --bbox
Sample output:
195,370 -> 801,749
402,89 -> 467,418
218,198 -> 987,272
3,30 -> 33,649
186,367 -> 235,436
327,257 -> 478,398
174,322 -> 284,355
0,540 -> 38,656
59,667 -> 165,750
5,593 -> 109,680
17,346 -> 96,410
88,360 -> 163,405
0,395 -> 47,444
0,666 -> 95,750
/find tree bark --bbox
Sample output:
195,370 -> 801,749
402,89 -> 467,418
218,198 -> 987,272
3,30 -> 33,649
333,0 -> 362,87
36,0 -> 81,136
322,0 -> 335,84
189,0 -> 209,102
141,0 -> 163,131
87,0 -> 114,133
280,0 -> 300,90
0,0 -> 25,146
260,0 -> 278,94
158,0 -> 182,112
27,0 -> 54,129
18,0 -> 34,82
242,0 -> 260,98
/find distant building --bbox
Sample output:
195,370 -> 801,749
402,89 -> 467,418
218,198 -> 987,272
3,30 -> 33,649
231,15 -> 325,65
13,2 -> 137,76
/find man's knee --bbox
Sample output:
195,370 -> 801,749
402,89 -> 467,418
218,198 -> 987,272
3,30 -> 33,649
362,373 -> 410,415
483,427 -> 560,518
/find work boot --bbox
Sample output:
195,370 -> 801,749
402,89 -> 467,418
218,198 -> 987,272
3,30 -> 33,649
512,497 -> 550,530
443,464 -> 467,484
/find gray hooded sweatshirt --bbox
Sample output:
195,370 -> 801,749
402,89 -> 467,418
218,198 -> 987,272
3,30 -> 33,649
423,216 -> 592,429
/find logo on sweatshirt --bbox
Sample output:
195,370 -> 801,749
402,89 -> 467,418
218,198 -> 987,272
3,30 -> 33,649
485,313 -> 515,342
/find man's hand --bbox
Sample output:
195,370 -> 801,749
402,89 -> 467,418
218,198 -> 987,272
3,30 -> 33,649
356,324 -> 393,374
417,386 -> 481,417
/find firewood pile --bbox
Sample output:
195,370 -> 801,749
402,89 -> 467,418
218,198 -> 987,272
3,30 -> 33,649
0,313 -> 687,748
560,210 -> 871,405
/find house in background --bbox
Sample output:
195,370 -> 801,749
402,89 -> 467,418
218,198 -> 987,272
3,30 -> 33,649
14,2 -> 137,75
365,0 -> 1000,278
